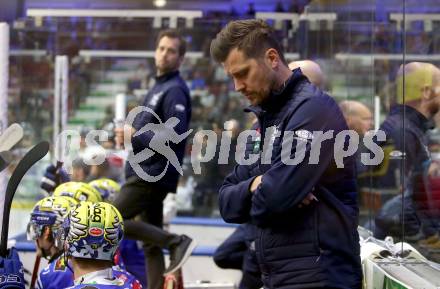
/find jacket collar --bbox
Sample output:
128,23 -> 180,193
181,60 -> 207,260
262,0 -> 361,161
74,268 -> 113,285
155,70 -> 179,83
391,104 -> 433,132
244,68 -> 307,116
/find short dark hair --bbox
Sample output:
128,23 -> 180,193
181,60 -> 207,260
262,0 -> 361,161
72,157 -> 91,175
210,19 -> 286,64
156,29 -> 187,57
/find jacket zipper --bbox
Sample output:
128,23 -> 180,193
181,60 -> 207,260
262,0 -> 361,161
258,228 -> 272,287
259,114 -> 266,152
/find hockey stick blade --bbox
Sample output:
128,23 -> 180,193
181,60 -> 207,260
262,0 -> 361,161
0,123 -> 24,152
0,141 -> 50,257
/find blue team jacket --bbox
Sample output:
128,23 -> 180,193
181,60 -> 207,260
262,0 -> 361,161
125,70 -> 191,192
219,69 -> 362,289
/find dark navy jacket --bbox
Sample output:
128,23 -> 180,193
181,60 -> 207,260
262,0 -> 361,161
372,105 -> 433,237
219,69 -> 362,289
371,105 -> 431,189
125,70 -> 191,192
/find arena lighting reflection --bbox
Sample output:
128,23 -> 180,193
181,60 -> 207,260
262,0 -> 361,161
153,0 -> 166,8
22,0 -> 298,13
26,8 -> 202,28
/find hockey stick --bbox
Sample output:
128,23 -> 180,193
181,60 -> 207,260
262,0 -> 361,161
0,123 -> 24,152
54,160 -> 64,184
0,123 -> 24,172
164,269 -> 184,289
0,141 -> 50,257
30,254 -> 41,289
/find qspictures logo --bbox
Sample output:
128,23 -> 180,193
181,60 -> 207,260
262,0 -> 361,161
54,105 -> 387,182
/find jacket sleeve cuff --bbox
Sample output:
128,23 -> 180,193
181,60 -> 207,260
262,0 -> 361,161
219,177 -> 255,223
242,177 -> 257,195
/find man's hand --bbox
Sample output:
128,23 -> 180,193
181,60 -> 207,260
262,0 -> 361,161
249,176 -> 318,208
250,175 -> 262,193
40,164 -> 70,194
0,248 -> 25,289
428,161 -> 440,177
298,192 -> 318,208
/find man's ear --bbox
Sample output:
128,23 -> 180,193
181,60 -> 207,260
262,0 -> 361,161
421,85 -> 433,100
265,48 -> 280,69
345,117 -> 353,130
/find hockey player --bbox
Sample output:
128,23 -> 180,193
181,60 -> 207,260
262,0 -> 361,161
42,167 -> 194,287
52,182 -> 103,203
88,178 -> 120,203
89,178 -> 147,286
62,202 -> 142,289
27,196 -> 79,289
29,184 -> 140,289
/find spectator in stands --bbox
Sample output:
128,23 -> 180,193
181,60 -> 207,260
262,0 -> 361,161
71,157 -> 91,182
339,100 -> 373,226
288,0 -> 311,13
275,1 -> 285,12
246,3 -> 256,16
190,70 -> 206,90
339,100 -> 373,138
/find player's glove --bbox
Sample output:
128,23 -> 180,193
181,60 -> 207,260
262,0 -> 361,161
40,164 -> 70,194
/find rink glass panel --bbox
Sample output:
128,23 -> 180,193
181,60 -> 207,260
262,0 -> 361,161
3,2 -> 440,258
7,26 -> 53,237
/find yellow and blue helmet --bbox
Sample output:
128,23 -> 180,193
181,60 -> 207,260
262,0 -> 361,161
53,181 -> 102,203
64,201 -> 124,261
88,178 -> 120,202
27,196 -> 78,244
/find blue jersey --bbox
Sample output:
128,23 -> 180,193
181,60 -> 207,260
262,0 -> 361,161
65,267 -> 142,289
37,256 -> 72,289
37,256 -> 141,289
118,239 -> 146,286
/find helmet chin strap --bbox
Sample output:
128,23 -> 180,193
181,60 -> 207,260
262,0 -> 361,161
62,241 -> 73,273
62,251 -> 74,273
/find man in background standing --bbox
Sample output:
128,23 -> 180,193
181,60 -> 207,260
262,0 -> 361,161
114,29 -> 195,289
